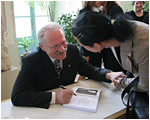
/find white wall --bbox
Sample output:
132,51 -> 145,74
55,1 -> 82,21
1,66 -> 19,100
117,1 -> 133,12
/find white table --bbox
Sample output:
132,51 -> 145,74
1,80 -> 126,119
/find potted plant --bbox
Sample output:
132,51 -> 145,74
17,37 -> 35,61
56,10 -> 79,46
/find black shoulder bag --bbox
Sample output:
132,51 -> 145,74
121,76 -> 149,119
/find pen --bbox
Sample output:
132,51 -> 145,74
60,85 -> 77,96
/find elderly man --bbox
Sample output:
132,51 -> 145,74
11,22 -> 125,109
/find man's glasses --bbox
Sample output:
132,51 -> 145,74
49,41 -> 66,50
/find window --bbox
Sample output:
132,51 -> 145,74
14,1 -> 82,63
14,1 -> 49,63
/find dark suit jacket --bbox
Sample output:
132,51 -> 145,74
11,44 -> 111,109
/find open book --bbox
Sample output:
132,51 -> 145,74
63,86 -> 101,113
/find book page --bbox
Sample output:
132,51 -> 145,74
63,87 -> 101,112
67,95 -> 98,108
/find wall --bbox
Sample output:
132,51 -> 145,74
55,1 -> 82,21
1,66 -> 19,100
117,1 -> 133,12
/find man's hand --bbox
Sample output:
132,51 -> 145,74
106,71 -> 127,81
55,88 -> 74,104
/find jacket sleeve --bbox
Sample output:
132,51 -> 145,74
11,58 -> 52,109
75,46 -> 111,83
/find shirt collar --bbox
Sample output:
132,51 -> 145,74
49,57 -> 63,68
49,57 -> 56,63
93,7 -> 100,12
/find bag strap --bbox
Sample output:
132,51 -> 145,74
121,76 -> 139,118
121,76 -> 139,106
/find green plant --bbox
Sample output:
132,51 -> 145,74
143,1 -> 149,11
18,37 -> 35,52
57,11 -> 79,46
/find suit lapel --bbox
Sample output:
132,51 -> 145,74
63,59 -> 72,72
62,45 -> 72,74
40,48 -> 59,82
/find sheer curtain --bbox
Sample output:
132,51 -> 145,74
1,1 -> 11,71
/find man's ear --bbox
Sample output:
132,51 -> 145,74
39,43 -> 45,51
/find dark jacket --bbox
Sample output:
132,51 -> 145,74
125,10 -> 149,24
11,44 -> 111,109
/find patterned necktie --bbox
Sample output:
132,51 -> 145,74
54,59 -> 62,79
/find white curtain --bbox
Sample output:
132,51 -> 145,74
1,1 -> 11,72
